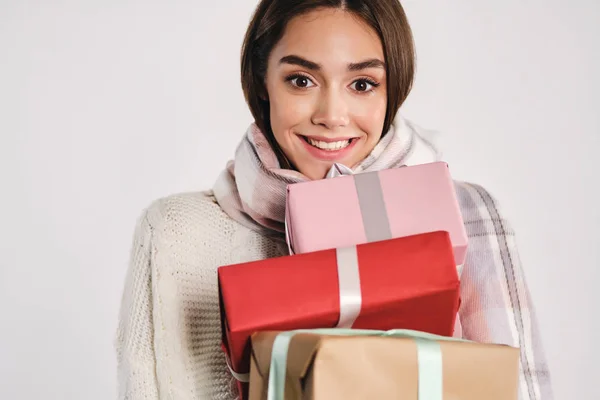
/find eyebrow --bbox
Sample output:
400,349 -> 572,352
279,55 -> 386,71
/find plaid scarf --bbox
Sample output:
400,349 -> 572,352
212,114 -> 441,240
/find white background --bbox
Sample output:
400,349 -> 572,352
1,1 -> 598,399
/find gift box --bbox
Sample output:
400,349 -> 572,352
249,329 -> 520,400
285,161 -> 468,270
218,231 -> 460,399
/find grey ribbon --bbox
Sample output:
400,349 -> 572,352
326,163 -> 393,243
353,172 -> 393,242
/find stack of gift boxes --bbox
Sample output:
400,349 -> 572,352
217,161 -> 520,400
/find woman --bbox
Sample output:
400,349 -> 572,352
115,0 -> 553,399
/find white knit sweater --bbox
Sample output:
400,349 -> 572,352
115,191 -> 288,399
115,186 -> 552,400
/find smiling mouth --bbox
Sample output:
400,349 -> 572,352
301,136 -> 356,151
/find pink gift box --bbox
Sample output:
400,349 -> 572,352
285,161 -> 469,269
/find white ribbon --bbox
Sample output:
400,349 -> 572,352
225,352 -> 250,383
335,246 -> 363,328
225,245 -> 363,382
285,163 -> 363,328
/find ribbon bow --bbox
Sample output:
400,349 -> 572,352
325,162 -> 354,178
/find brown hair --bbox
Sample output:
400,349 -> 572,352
240,0 -> 416,164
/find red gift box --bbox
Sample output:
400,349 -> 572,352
217,230 -> 460,399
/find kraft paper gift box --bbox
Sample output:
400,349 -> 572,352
217,231 -> 460,399
249,329 -> 520,400
285,161 -> 469,271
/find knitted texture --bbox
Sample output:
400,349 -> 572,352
115,187 -> 553,400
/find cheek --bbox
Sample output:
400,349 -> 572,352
269,91 -> 314,133
352,96 -> 387,139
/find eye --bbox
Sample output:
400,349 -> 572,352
350,78 -> 379,93
286,74 -> 316,89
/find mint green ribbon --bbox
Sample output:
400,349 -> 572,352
267,328 -> 470,400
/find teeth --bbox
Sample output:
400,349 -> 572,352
307,137 -> 351,151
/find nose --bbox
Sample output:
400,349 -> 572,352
311,89 -> 350,129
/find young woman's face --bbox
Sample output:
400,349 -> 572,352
265,8 -> 387,180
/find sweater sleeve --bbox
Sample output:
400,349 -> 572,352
456,182 -> 553,400
114,208 -> 160,400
